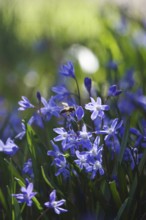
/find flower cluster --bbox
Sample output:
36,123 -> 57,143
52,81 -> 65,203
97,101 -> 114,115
1,60 -> 146,219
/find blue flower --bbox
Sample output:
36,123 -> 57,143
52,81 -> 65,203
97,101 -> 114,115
59,61 -> 75,78
12,182 -> 37,206
51,85 -> 70,102
88,136 -> 102,158
78,124 -> 92,140
64,130 -> 78,152
52,155 -> 70,177
47,141 -> 63,158
108,85 -> 122,97
74,150 -> 89,170
2,109 -> 22,141
44,190 -> 67,214
22,159 -> 34,178
87,137 -> 104,178
0,138 -> 19,156
118,92 -> 135,115
123,147 -> 142,170
89,158 -> 104,179
15,122 -> 26,140
74,136 -> 104,179
40,96 -> 60,121
100,118 -> 123,141
77,124 -> 92,150
53,127 -> 68,143
28,113 -> 44,129
106,60 -> 118,71
18,96 -> 34,111
85,97 -> 109,120
120,68 -> 135,90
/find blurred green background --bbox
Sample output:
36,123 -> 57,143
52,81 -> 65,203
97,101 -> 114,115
0,0 -> 146,107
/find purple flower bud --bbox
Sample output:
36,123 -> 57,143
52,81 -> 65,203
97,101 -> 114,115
75,106 -> 84,121
108,85 -> 122,97
36,91 -> 41,102
106,60 -> 118,71
84,77 -> 92,94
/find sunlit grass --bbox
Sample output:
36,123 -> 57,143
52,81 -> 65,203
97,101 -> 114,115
10,0 -> 101,43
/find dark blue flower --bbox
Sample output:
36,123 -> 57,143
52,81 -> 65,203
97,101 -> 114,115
28,113 -> 44,128
123,147 -> 142,170
84,77 -> 92,94
22,159 -> 34,178
106,60 -> 118,71
118,92 -> 135,115
120,68 -> 135,90
2,109 -> 22,141
130,121 -> 146,148
12,182 -> 37,206
59,61 -> 75,78
47,141 -> 64,158
36,91 -> 41,102
44,190 -> 67,214
108,85 -> 122,97
52,155 -> 70,177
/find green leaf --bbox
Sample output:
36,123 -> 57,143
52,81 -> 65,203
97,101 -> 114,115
14,177 -> 25,187
41,166 -> 54,189
109,181 -> 122,209
26,124 -> 36,159
32,197 -> 43,211
4,159 -> 23,181
118,117 -> 130,164
138,148 -> 146,175
125,175 -> 138,218
115,198 -> 129,220
12,197 -> 23,220
117,164 -> 128,200
0,188 -> 7,211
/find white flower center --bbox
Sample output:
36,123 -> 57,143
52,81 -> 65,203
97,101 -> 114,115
93,161 -> 101,170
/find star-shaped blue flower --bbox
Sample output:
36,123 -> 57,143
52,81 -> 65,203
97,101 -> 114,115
18,96 -> 34,111
59,61 -> 75,78
85,97 -> 109,120
12,182 -> 37,206
44,190 -> 67,214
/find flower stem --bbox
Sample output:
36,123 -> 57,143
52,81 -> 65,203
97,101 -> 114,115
74,77 -> 81,105
36,208 -> 49,220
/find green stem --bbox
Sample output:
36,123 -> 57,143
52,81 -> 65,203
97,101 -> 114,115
20,203 -> 26,213
74,77 -> 81,105
36,208 -> 49,220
